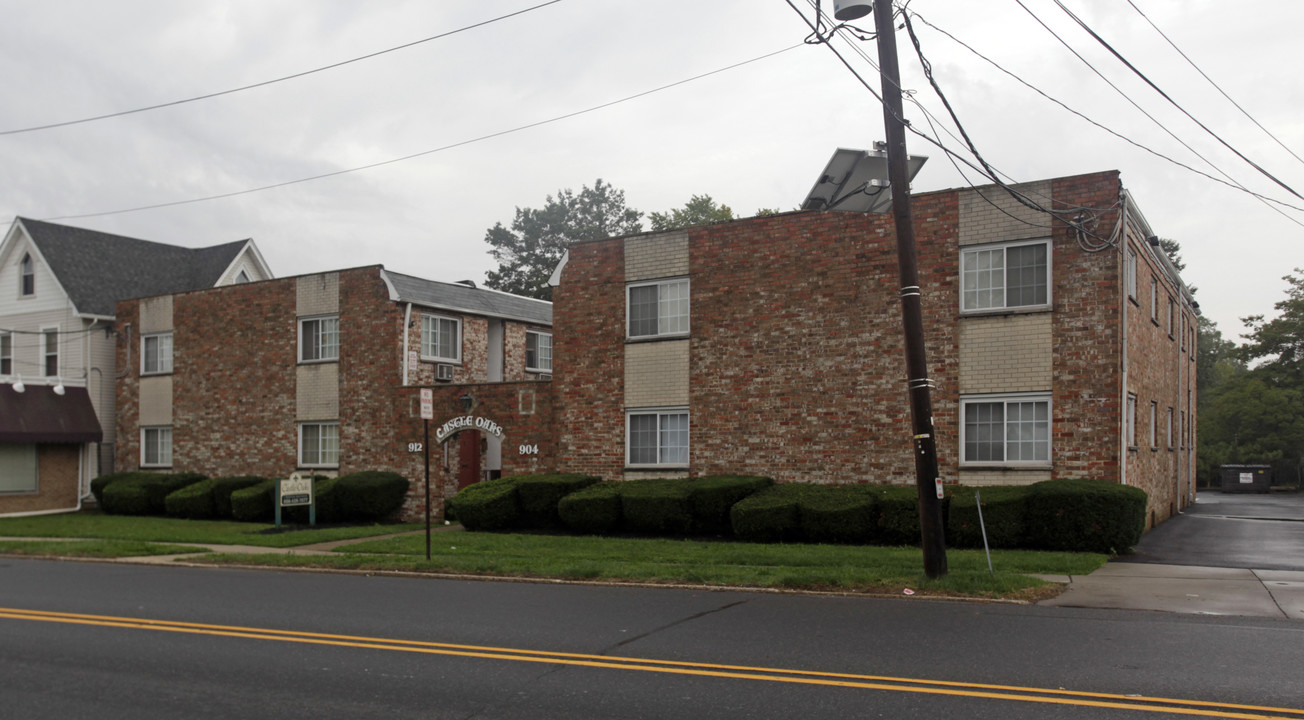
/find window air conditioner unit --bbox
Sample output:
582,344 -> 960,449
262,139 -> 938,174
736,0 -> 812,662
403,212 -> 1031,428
538,374 -> 552,380
435,364 -> 454,382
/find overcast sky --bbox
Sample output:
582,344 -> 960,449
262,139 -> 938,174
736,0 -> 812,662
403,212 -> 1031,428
2,0 -> 1299,340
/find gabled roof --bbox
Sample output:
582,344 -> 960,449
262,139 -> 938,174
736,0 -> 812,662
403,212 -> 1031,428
382,270 -> 552,326
17,218 -> 256,317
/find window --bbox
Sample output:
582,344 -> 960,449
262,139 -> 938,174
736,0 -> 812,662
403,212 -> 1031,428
421,314 -> 461,362
1126,247 -> 1138,301
960,240 -> 1050,312
0,332 -> 10,375
234,269 -> 250,284
961,394 -> 1050,464
1167,407 -> 1175,449
42,328 -> 58,377
1180,313 -> 1187,352
299,316 -> 339,362
0,444 -> 38,493
142,333 -> 173,374
1180,410 -> 1186,449
1168,297 -> 1176,339
1149,401 -> 1158,449
299,422 -> 339,467
628,278 -> 690,338
20,253 -> 34,296
626,409 -> 689,466
526,330 -> 552,373
1150,277 -> 1159,324
1126,393 -> 1138,448
142,426 -> 173,467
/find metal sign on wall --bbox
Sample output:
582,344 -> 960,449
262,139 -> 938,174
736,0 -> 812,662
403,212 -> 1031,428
434,415 -> 506,444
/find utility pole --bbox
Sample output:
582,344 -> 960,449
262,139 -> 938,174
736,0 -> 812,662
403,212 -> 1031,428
873,0 -> 947,578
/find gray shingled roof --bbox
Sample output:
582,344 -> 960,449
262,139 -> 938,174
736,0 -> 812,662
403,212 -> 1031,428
20,218 -> 249,317
383,270 -> 551,326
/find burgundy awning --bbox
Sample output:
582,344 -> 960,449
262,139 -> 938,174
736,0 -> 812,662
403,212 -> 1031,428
0,384 -> 102,444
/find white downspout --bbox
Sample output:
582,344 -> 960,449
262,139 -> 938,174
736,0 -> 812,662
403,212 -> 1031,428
1119,193 -> 1129,487
402,302 -> 413,386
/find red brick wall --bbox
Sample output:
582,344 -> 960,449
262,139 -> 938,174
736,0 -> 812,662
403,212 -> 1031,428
0,444 -> 81,514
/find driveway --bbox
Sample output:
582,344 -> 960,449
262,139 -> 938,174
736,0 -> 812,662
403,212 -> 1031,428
1039,489 -> 1304,619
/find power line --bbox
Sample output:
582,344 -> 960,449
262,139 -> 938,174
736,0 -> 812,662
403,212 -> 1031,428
1125,0 -> 1304,169
0,0 -> 564,136
42,44 -> 803,222
1053,0 -> 1303,201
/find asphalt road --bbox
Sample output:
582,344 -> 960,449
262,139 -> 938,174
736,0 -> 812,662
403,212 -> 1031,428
4,558 -> 1304,718
1117,491 -> 1304,571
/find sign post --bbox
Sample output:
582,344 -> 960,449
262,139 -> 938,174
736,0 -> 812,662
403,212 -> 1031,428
419,389 -> 434,560
276,471 -> 315,528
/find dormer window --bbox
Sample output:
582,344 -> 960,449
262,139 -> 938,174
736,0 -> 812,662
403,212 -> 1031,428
20,253 -> 34,296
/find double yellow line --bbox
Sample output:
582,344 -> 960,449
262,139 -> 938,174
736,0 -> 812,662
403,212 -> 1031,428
3,606 -> 1300,718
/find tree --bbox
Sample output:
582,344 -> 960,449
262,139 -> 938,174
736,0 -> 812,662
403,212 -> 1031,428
648,194 -> 734,232
484,179 -> 643,300
1240,268 -> 1304,387
1156,237 -> 1186,273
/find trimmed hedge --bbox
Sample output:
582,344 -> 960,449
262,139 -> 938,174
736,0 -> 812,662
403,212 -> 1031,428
514,474 -> 600,529
621,480 -> 694,535
448,477 -> 521,531
331,471 -> 410,522
212,476 -> 273,518
686,476 -> 773,535
164,479 -> 220,519
558,482 -> 624,534
1024,478 -> 1147,553
798,484 -> 877,545
730,484 -> 815,543
873,485 -> 926,546
101,473 -> 207,516
230,479 -> 277,522
91,471 -> 141,505
946,485 -> 1030,549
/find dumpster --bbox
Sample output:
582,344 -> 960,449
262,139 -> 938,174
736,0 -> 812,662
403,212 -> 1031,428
1219,464 -> 1273,493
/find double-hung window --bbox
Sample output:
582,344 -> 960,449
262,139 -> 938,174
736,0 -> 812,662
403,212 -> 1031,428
20,253 -> 34,296
960,240 -> 1050,312
42,328 -> 58,377
299,422 -> 339,467
626,408 -> 689,467
299,316 -> 339,363
961,393 -> 1050,464
1127,393 -> 1138,448
526,330 -> 552,373
142,333 -> 173,374
0,332 -> 11,375
1126,247 -> 1138,301
142,426 -> 173,467
421,314 -> 461,362
628,278 -> 690,339
0,444 -> 37,493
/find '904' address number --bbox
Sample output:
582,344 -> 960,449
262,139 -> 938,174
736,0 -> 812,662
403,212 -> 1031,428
518,445 -> 540,456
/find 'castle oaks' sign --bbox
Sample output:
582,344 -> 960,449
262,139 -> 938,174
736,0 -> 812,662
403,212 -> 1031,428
434,415 -> 506,444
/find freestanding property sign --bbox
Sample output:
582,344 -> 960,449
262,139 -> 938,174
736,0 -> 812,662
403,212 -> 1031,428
276,471 -> 315,528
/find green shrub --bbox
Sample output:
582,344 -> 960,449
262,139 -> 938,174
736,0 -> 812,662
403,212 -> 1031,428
164,479 -> 218,519
621,479 -> 694,535
513,474 -> 600,529
449,477 -> 521,531
101,473 -> 207,516
730,484 -> 814,543
332,471 -> 410,521
211,476 -> 272,519
946,485 -> 1030,549
686,476 -> 773,535
230,479 -> 277,522
558,482 -> 624,534
91,471 -> 145,505
872,485 -> 924,546
798,484 -> 877,544
1024,479 -> 1147,554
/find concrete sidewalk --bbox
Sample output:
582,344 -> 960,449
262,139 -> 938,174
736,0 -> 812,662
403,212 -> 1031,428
1037,562 -> 1304,620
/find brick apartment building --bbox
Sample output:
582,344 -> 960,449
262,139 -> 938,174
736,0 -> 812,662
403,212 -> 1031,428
114,266 -> 555,520
549,170 -> 1197,526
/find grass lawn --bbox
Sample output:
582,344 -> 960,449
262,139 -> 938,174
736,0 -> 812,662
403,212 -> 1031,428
0,510 -> 420,548
0,539 -> 202,558
202,530 -> 1105,601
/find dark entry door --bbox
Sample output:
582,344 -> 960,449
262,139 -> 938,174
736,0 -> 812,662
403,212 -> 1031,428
457,430 -> 481,490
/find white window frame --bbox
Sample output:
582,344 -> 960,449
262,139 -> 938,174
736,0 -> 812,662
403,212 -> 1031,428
299,315 -> 339,363
1127,393 -> 1138,448
1150,276 -> 1159,324
960,239 -> 1052,313
0,444 -> 38,494
141,426 -> 173,468
41,326 -> 58,377
959,392 -> 1052,466
627,278 -> 690,339
1168,297 -> 1176,339
525,330 -> 553,373
420,313 -> 462,363
1167,407 -> 1175,449
1126,247 -> 1138,301
19,253 -> 35,297
0,331 -> 11,376
298,421 -> 340,468
1149,401 -> 1158,449
625,408 -> 690,468
141,332 -> 174,375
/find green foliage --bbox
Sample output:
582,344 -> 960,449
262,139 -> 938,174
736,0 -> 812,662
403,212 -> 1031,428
648,194 -> 734,231
1240,269 -> 1304,387
164,479 -> 218,519
483,179 -> 643,300
946,485 -> 1030,549
871,485 -> 925,546
331,471 -> 410,522
230,479 -> 277,522
448,477 -> 521,532
1023,479 -> 1146,554
558,482 -> 625,534
730,484 -> 815,543
211,476 -> 272,518
512,474 -> 600,529
620,480 -> 694,535
101,473 -> 207,516
684,475 -> 773,535
797,484 -> 877,545
91,471 -> 143,505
